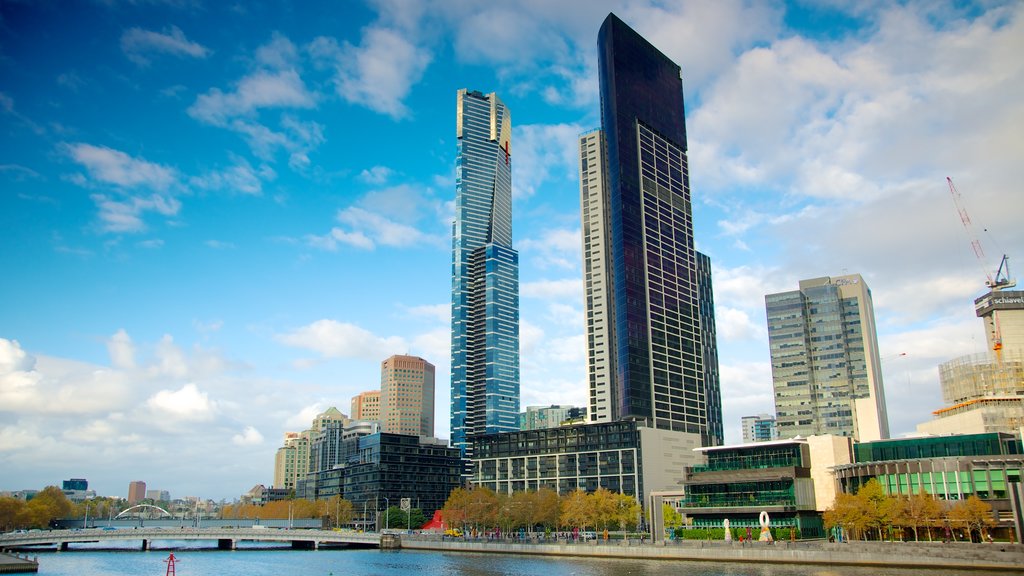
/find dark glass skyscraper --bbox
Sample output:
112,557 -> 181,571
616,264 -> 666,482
450,89 -> 520,457
582,13 -> 722,445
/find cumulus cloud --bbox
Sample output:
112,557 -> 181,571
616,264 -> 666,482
66,143 -> 178,191
513,123 -> 582,200
188,34 -> 324,165
63,143 -> 182,233
191,157 -> 276,195
306,184 -> 447,251
521,278 -> 580,300
107,329 -> 136,369
121,25 -> 210,66
519,227 -> 581,270
232,425 -> 264,446
310,27 -> 431,119
276,319 -> 408,360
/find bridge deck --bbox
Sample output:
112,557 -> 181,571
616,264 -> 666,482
0,528 -> 381,550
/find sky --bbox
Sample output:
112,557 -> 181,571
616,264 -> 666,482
1,0 -> 1022,502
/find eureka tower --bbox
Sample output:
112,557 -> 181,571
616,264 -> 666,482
450,89 -> 520,457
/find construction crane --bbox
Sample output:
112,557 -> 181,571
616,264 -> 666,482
947,176 -> 1015,292
948,176 -> 1016,359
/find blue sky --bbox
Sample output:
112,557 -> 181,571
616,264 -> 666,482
2,0 -> 1021,501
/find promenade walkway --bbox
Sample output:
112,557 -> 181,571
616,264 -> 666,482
399,535 -> 1024,572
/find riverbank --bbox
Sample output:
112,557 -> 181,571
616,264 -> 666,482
0,552 -> 38,574
400,536 -> 1024,572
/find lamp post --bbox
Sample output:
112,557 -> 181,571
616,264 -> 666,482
363,501 -> 368,532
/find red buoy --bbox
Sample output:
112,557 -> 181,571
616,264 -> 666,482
163,553 -> 177,576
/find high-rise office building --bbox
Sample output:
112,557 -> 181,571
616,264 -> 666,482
581,13 -> 722,445
381,354 -> 435,437
741,413 -> 779,443
273,407 -> 350,491
765,274 -> 889,441
450,89 -> 520,457
127,480 -> 146,505
351,390 -> 381,422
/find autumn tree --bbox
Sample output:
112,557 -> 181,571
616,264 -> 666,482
19,486 -> 73,529
856,479 -> 896,540
440,486 -> 497,532
947,496 -> 996,541
559,489 -> 593,531
0,497 -> 25,531
612,493 -> 641,532
530,488 -> 561,532
892,489 -> 942,541
823,492 -> 867,540
440,487 -> 470,530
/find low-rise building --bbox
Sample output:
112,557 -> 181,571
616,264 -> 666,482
831,432 -> 1024,540
675,435 -> 853,539
470,421 -> 704,529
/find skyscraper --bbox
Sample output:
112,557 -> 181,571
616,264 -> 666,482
450,89 -> 520,457
127,480 -> 146,505
380,354 -> 435,437
581,13 -> 722,445
765,274 -> 889,441
350,390 -> 381,422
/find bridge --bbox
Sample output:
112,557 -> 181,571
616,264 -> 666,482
0,527 -> 399,551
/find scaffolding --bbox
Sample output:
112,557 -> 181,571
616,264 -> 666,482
939,350 -> 1024,405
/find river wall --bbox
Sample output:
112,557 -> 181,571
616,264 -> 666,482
399,537 -> 1024,572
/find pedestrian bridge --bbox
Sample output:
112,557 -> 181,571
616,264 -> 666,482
0,527 -> 398,551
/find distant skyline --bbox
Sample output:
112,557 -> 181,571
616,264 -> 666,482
1,1 -> 1022,500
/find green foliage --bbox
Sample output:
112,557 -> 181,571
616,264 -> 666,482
662,503 -> 683,530
673,526 -> 799,541
383,506 -> 426,529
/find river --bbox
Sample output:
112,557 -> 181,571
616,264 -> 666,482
26,546 -> 1010,576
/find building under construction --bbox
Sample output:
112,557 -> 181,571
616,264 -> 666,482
920,288 -> 1024,436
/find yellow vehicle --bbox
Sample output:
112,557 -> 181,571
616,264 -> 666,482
444,528 -> 463,538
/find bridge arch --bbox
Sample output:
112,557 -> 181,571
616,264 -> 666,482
115,504 -> 173,519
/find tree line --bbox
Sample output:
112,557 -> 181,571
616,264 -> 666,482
824,479 -> 996,541
440,486 -> 642,535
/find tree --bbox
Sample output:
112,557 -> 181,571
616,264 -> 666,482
21,486 -> 73,529
892,489 -> 942,541
663,503 -> 683,533
824,492 -> 867,540
0,497 -> 25,532
440,487 -> 470,530
531,488 -> 562,532
612,493 -> 641,532
856,479 -> 895,540
559,489 -> 593,532
590,488 -> 618,530
322,496 -> 354,528
948,496 -> 996,541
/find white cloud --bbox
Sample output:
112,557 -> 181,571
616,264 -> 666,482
146,383 -> 218,421
513,123 -> 582,200
359,165 -> 393,184
310,27 -> 431,119
519,227 -> 581,270
521,278 -> 580,300
189,69 -> 316,126
191,158 -> 276,195
276,319 -> 407,360
107,329 -> 136,369
306,185 -> 448,251
121,25 -> 210,66
66,143 -> 178,191
716,306 -> 763,341
232,426 -> 264,446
